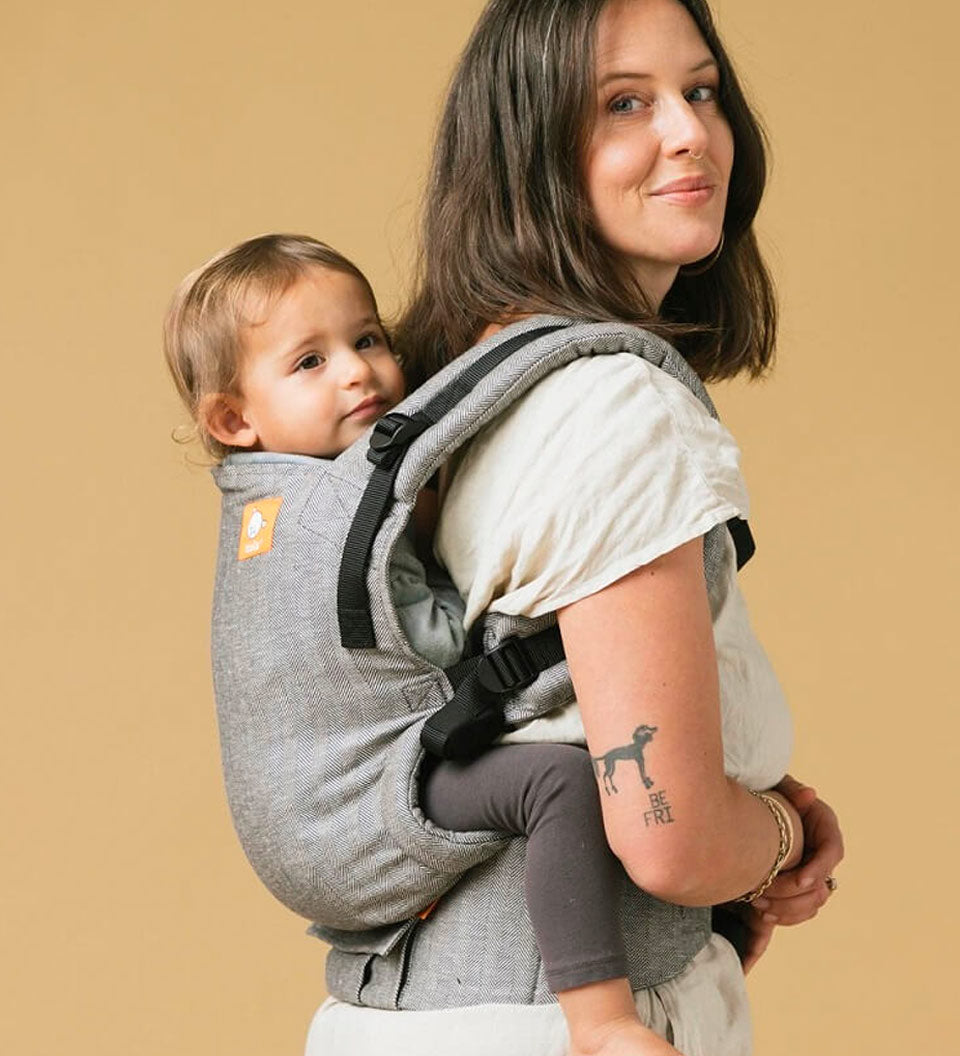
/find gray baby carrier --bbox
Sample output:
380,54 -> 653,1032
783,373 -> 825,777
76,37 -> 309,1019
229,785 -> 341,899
211,317 -> 755,1009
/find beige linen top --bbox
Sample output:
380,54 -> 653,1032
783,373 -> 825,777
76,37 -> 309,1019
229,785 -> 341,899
435,352 -> 793,790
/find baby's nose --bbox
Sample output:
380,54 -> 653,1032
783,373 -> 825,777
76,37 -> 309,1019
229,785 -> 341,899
338,348 -> 374,384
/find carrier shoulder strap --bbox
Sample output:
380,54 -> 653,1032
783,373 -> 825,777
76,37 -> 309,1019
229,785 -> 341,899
337,324 -> 566,649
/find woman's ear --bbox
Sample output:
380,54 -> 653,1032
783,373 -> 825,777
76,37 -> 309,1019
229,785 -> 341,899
200,393 -> 259,450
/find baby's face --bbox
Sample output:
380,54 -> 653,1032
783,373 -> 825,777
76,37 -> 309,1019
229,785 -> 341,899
235,266 -> 405,458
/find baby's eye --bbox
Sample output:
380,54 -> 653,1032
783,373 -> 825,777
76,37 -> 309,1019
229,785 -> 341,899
687,85 -> 719,104
296,352 -> 324,371
355,332 -> 381,351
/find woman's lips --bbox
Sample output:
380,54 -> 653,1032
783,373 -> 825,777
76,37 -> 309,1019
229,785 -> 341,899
654,186 -> 715,205
649,176 -> 715,205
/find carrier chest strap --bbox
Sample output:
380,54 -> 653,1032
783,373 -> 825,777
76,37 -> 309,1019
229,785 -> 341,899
422,627 -> 567,760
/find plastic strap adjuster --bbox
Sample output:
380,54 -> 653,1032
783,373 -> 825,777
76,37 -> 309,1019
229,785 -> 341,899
475,637 -> 538,695
367,412 -> 431,467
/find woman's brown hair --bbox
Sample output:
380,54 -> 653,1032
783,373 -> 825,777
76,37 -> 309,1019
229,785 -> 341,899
396,0 -> 777,389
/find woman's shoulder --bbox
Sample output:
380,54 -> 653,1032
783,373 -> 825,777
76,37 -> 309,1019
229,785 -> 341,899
487,348 -> 716,439
515,348 -> 687,413
458,349 -> 741,487
436,348 -> 750,623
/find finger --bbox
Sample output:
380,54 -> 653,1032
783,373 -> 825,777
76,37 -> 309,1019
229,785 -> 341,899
797,837 -> 844,888
761,868 -> 823,900
766,906 -> 820,927
759,870 -> 838,908
758,871 -> 835,902
741,920 -> 775,975
775,775 -> 817,810
752,887 -> 832,923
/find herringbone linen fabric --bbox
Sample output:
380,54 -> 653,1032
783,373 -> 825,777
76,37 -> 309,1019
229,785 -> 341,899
211,318 -> 732,1010
308,934 -> 751,1055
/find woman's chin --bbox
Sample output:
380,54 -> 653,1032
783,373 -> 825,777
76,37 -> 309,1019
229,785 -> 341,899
669,246 -> 718,272
680,232 -> 724,263
635,237 -> 723,272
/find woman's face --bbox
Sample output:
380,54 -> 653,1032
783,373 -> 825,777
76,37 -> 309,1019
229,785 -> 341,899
585,0 -> 734,307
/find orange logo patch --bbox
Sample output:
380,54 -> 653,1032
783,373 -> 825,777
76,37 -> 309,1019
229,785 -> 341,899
238,497 -> 283,561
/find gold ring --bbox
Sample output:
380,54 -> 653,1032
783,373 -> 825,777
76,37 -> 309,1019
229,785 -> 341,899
825,875 -> 838,892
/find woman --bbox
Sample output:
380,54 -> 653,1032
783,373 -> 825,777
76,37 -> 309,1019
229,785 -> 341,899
309,1 -> 843,1052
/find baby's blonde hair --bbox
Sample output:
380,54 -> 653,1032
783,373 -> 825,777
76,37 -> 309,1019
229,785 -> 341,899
163,233 -> 377,460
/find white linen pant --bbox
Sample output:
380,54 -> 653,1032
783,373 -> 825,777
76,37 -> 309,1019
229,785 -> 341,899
305,933 -> 752,1056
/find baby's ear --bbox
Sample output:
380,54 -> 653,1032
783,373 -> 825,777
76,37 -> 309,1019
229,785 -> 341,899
200,393 -> 258,450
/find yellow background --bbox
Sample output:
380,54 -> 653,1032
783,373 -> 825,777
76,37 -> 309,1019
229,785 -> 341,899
3,1 -> 957,1052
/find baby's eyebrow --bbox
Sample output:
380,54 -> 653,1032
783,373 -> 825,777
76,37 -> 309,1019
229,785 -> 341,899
282,317 -> 383,358
284,331 -> 325,357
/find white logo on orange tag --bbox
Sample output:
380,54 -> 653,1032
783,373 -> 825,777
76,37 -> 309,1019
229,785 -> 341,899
238,497 -> 283,561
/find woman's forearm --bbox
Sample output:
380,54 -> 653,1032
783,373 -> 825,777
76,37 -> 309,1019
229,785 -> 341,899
558,536 -> 803,908
609,779 -> 803,906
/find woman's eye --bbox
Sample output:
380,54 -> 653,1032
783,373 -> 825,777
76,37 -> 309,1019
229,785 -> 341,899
609,94 -> 644,115
296,353 -> 324,371
687,85 -> 718,104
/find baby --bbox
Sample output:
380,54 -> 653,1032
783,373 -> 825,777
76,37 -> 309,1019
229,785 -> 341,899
164,232 -> 696,1056
164,233 -> 465,669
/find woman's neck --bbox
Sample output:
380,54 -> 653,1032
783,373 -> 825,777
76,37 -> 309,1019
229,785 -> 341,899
477,320 -> 507,341
630,262 -> 677,313
476,267 -> 674,343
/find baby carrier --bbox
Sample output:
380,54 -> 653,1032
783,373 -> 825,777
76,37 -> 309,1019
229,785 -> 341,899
210,316 -> 755,1008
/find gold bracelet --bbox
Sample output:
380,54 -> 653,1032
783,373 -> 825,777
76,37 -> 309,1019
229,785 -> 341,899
737,791 -> 794,904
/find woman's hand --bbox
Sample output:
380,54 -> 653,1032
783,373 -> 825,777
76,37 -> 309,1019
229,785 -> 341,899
715,779 -> 842,973
747,776 -> 844,927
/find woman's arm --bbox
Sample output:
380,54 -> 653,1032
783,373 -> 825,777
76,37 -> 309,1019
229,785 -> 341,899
557,535 -> 803,906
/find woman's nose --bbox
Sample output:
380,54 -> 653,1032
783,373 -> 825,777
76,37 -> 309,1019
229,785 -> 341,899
656,95 -> 710,160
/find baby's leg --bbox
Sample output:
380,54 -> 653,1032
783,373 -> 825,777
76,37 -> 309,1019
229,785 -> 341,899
421,743 -> 684,1056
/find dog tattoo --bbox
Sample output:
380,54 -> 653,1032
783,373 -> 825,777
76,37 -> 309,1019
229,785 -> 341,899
592,724 -> 659,795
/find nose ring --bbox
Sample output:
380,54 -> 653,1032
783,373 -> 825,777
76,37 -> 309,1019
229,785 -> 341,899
690,150 -> 704,160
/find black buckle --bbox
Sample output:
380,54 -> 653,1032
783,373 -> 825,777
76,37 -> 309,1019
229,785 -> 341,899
475,637 -> 538,695
367,412 -> 430,467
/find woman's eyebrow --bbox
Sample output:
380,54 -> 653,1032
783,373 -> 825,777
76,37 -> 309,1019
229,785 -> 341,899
599,58 -> 718,86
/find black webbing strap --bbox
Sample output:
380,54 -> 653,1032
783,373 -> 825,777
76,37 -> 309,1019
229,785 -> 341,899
421,627 -> 567,760
726,517 -> 756,571
337,410 -> 433,647
337,325 -> 567,648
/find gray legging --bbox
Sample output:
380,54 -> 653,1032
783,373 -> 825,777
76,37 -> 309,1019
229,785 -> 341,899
421,742 -> 628,992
